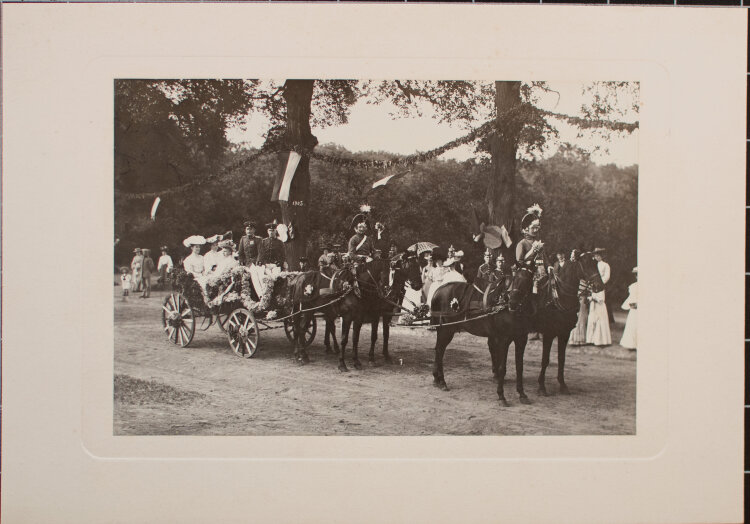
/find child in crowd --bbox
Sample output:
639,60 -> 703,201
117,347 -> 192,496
120,267 -> 132,299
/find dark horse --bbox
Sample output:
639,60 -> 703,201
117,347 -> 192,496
534,252 -> 604,395
287,267 -> 358,365
430,268 -> 535,406
339,255 -> 423,371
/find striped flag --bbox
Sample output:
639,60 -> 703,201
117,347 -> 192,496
271,151 -> 302,202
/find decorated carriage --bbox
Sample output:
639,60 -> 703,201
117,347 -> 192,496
162,266 -> 318,358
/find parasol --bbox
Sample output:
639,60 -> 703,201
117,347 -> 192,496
408,241 -> 438,255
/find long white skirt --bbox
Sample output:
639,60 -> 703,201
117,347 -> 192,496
586,299 -> 612,346
620,309 -> 637,349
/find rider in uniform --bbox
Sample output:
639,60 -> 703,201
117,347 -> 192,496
515,204 -> 549,295
347,214 -> 375,261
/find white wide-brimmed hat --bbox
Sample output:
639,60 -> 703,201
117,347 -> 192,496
206,234 -> 222,244
183,235 -> 207,248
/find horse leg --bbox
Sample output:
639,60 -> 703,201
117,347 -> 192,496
328,316 -> 340,354
488,336 -> 499,382
368,316 -> 378,364
538,332 -> 553,396
298,313 -> 310,364
381,315 -> 393,364
495,335 -> 511,406
432,328 -> 455,391
338,317 -> 350,372
352,319 -> 363,370
324,316 -> 333,353
514,332 -> 531,404
558,333 -> 570,394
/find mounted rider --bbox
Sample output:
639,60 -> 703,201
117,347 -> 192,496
347,212 -> 375,264
515,203 -> 549,294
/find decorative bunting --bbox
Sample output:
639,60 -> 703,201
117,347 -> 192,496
115,102 -> 638,201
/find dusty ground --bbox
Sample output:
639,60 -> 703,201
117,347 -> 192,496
114,285 -> 636,436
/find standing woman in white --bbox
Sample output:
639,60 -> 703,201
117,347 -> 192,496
620,267 -> 638,350
586,247 -> 612,346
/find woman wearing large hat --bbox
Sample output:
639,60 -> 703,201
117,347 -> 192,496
347,212 -> 375,261
515,204 -> 546,268
182,235 -> 206,277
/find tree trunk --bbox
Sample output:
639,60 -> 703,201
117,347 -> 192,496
486,81 -> 522,233
280,80 -> 318,270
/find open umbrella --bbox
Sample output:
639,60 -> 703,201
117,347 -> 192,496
408,241 -> 438,255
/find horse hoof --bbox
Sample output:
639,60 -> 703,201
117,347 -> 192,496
338,363 -> 349,372
538,387 -> 549,397
384,356 -> 393,365
519,396 -> 532,405
559,385 -> 570,395
353,360 -> 362,370
498,398 -> 510,407
439,382 -> 450,391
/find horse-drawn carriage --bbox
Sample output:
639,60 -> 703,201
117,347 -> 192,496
161,266 -> 320,358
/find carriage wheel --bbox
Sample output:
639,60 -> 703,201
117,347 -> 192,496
284,317 -> 317,347
162,293 -> 195,348
226,308 -> 259,358
215,304 -> 232,333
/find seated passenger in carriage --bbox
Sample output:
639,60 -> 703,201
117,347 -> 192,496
475,248 -> 494,288
182,235 -> 206,277
214,239 -> 239,275
203,234 -> 222,275
489,252 -> 511,289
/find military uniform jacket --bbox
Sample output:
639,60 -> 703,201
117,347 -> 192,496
238,234 -> 261,266
347,233 -> 374,258
257,237 -> 285,266
476,263 -> 492,283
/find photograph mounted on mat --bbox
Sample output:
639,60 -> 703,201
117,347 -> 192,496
114,78 -> 639,436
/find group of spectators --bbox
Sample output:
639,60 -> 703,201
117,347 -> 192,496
120,246 -> 174,299
567,248 -> 637,350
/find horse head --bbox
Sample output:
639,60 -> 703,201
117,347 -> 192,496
507,265 -> 535,312
576,251 -> 605,293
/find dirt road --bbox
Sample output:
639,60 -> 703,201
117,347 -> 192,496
114,287 -> 636,436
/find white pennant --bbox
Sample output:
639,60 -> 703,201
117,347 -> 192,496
150,197 -> 161,221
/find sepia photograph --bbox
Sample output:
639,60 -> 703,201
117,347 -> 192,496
114,78 -> 639,436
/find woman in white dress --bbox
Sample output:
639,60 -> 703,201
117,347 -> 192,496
586,248 -> 612,346
214,240 -> 239,274
182,235 -> 206,277
619,267 -> 637,350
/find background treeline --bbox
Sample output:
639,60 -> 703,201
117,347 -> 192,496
115,143 -> 637,305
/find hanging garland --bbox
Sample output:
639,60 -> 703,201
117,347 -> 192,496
116,148 -> 271,201
115,102 -> 638,199
534,107 -> 639,133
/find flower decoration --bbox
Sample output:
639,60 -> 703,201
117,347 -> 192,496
526,203 -> 543,217
450,298 -> 460,312
304,284 -> 314,296
359,203 -> 371,213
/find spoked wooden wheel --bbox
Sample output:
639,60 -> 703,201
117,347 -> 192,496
284,316 -> 317,347
161,293 -> 196,347
215,304 -> 232,333
226,308 -> 259,358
